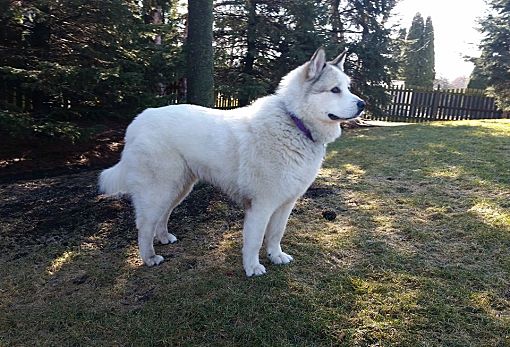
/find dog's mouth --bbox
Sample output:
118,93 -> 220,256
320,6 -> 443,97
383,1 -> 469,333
328,113 -> 359,121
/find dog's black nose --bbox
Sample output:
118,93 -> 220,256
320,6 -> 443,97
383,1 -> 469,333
357,100 -> 366,110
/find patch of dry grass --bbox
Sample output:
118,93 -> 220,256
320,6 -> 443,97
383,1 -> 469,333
1,119 -> 509,346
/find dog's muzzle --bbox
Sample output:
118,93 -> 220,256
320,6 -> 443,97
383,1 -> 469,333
328,99 -> 366,120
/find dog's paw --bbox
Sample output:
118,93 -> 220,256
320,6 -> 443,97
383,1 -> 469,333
157,232 -> 177,245
245,263 -> 267,277
144,254 -> 164,267
268,251 -> 293,265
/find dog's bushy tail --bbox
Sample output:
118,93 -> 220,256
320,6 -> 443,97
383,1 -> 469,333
99,162 -> 127,196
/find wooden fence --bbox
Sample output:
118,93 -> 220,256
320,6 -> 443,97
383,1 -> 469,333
0,82 -> 240,113
214,93 -> 240,109
371,86 -> 503,122
164,84 -> 240,109
1,82 -> 504,119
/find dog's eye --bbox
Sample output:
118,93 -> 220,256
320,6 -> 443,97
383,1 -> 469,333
331,87 -> 341,93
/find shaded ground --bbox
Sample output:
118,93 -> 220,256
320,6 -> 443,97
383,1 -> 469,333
0,125 -> 126,183
1,120 -> 509,346
0,170 -> 243,264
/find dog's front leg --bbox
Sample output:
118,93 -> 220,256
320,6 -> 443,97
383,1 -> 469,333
265,199 -> 296,265
242,204 -> 273,277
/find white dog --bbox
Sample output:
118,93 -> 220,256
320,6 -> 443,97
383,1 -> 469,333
99,48 -> 365,276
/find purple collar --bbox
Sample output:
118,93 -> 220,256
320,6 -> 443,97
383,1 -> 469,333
288,112 -> 315,142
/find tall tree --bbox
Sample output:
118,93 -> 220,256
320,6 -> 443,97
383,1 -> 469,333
186,0 -> 214,107
402,13 -> 435,88
474,0 -> 510,110
332,0 -> 399,111
423,16 -> 435,87
329,0 -> 344,44
213,0 -> 317,104
402,13 -> 425,87
238,0 -> 259,106
394,28 -> 407,80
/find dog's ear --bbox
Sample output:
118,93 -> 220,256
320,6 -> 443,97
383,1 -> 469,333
331,49 -> 348,71
307,47 -> 327,80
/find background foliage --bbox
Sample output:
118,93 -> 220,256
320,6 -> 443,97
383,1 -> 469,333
214,0 -> 399,109
2,0 -> 507,142
0,0 -> 184,141
469,0 -> 510,111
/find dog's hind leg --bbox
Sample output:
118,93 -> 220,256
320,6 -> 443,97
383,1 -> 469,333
155,176 -> 197,245
131,156 -> 193,266
265,199 -> 297,265
132,190 -> 171,266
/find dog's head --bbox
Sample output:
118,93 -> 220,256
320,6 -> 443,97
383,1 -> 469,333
278,48 -> 365,125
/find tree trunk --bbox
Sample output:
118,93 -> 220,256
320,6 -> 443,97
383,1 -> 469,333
186,0 -> 214,107
330,0 -> 344,44
239,0 -> 257,107
152,6 -> 165,95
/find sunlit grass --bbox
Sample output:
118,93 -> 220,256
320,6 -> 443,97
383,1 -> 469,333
428,164 -> 463,178
469,200 -> 510,231
46,250 -> 77,275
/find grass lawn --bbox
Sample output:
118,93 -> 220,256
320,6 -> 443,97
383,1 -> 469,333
1,119 -> 509,346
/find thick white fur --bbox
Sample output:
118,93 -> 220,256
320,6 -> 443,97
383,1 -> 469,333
99,48 -> 363,276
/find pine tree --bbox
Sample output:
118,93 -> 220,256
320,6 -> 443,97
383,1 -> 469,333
335,0 -> 400,111
475,0 -> 510,110
141,1 -> 184,97
394,28 -> 407,79
423,16 -> 435,88
213,0 -> 323,105
402,13 -> 425,87
402,13 -> 435,88
0,1 -> 143,112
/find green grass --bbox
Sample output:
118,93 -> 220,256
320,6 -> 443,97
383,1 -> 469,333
1,119 -> 509,346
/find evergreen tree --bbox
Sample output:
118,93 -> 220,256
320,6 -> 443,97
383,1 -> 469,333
423,16 -> 435,87
402,13 -> 435,88
402,13 -> 425,87
142,1 -> 185,97
335,0 -> 399,111
475,0 -> 510,110
186,0 -> 214,107
0,0 -> 402,140
394,28 -> 407,79
214,0 -> 324,106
